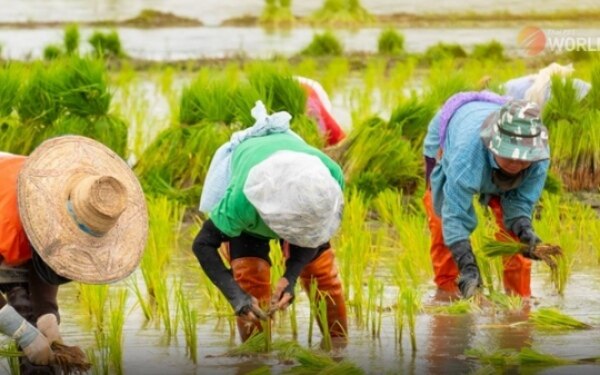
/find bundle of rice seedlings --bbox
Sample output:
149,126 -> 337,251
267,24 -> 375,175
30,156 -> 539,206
543,76 -> 585,125
290,114 -> 325,149
529,307 -> 592,330
388,97 -> 436,146
51,114 -> 127,157
179,71 -> 238,125
260,0 -> 295,27
64,24 -> 80,55
465,347 -> 519,366
88,30 -> 125,58
428,299 -> 479,315
310,0 -> 374,26
288,348 -> 364,374
471,40 -> 505,61
16,63 -> 62,126
56,56 -> 111,118
487,291 -> 522,311
341,116 -> 421,197
227,332 -> 270,355
43,44 -> 63,60
518,347 -> 574,365
300,32 -> 344,57
377,28 -> 405,56
424,60 -> 475,106
135,122 -> 231,204
422,43 -> 468,64
0,64 -> 22,117
582,61 -> 600,110
481,238 -> 563,270
543,171 -> 563,194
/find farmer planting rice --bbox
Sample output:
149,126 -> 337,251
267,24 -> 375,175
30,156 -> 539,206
295,76 -> 346,146
193,101 -> 347,342
0,136 -> 148,373
504,62 -> 591,108
423,94 -> 550,299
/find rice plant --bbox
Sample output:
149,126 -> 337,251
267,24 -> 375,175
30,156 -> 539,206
16,62 -> 62,126
423,43 -> 468,64
89,30 -> 125,58
377,28 -> 405,56
518,347 -> 575,366
300,32 -> 343,57
260,0 -> 295,27
388,97 -> 436,147
43,44 -> 63,60
64,23 -> 80,55
471,40 -> 505,61
529,307 -> 592,330
176,280 -> 198,363
77,283 -> 110,330
0,64 -> 21,117
428,299 -> 479,315
310,0 -> 374,26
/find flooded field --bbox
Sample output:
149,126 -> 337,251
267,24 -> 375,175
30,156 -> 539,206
0,1 -> 599,374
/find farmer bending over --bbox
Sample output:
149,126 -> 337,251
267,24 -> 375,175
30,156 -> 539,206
193,101 -> 347,342
423,93 -> 550,298
0,136 -> 147,371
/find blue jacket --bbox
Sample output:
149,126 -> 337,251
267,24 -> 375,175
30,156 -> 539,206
423,101 -> 549,247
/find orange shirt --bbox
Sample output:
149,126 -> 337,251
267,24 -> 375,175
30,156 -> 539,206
0,154 -> 32,266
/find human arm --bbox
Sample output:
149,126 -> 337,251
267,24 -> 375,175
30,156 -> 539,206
271,245 -> 319,311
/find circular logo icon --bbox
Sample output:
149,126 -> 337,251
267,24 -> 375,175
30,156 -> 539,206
518,26 -> 546,56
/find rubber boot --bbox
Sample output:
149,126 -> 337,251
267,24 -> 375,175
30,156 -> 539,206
230,257 -> 271,342
488,197 -> 532,297
299,249 -> 348,338
423,190 -> 459,293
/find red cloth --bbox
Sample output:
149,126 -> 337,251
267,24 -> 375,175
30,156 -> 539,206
0,154 -> 32,266
301,84 -> 346,146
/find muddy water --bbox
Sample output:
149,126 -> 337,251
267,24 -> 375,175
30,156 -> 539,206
48,245 -> 600,375
0,0 -> 597,26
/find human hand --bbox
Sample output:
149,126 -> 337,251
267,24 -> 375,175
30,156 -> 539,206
237,296 -> 268,323
37,314 -> 63,344
22,331 -> 54,365
270,277 -> 294,313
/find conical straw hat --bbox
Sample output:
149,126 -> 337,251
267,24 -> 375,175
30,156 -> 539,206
18,136 -> 148,284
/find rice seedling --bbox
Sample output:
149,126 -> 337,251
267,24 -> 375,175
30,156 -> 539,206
64,24 -> 80,55
465,347 -> 519,367
176,279 -> 198,363
424,59 -> 475,106
388,97 -> 436,147
366,274 -> 384,338
377,28 -> 405,56
398,286 -> 421,351
310,0 -> 374,26
88,30 -> 125,58
260,0 -> 295,27
300,32 -> 344,57
77,283 -> 109,330
518,347 -> 575,366
422,43 -> 468,64
471,40 -> 505,61
316,292 -> 332,351
227,332 -> 270,355
321,57 -> 349,95
0,64 -> 21,117
16,62 -> 62,126
487,291 -> 523,312
286,347 -> 364,374
481,238 -> 563,270
91,288 -> 128,375
529,307 -> 592,330
43,44 -> 63,60
428,299 -> 479,315
380,58 -> 417,109
340,116 -> 421,197
0,342 -> 21,374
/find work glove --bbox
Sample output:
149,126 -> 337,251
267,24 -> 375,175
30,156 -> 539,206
270,277 -> 295,313
449,240 -> 482,299
0,305 -> 54,365
511,217 -> 542,260
37,314 -> 63,345
232,292 -> 268,323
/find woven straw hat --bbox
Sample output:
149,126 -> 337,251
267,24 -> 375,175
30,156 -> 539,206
17,136 -> 148,284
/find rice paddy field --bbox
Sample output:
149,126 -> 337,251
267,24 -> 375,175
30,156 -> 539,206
1,1 -> 600,374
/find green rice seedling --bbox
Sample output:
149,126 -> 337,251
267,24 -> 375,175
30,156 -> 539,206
77,283 -> 109,330
316,293 -> 332,351
130,277 -> 153,320
341,116 -> 421,197
290,115 -> 325,149
377,28 -> 405,56
88,30 -> 125,58
300,32 -> 343,57
321,57 -> 349,95
306,278 -> 318,346
16,63 -> 62,126
43,44 -> 63,60
176,280 -> 198,363
295,58 -> 317,80
0,342 -> 22,374
471,40 -> 505,61
64,24 -> 80,55
310,0 -> 374,26
56,56 -> 111,118
518,347 -> 575,366
260,0 -> 295,27
400,286 -> 420,352
380,58 -> 417,108
423,43 -> 468,64
543,76 -> 584,125
287,347 -> 364,374
583,61 -> 600,109
424,59 -> 475,106
107,289 -> 128,375
366,274 -> 384,338
543,171 -> 563,194
529,307 -> 592,330
465,347 -> 519,366
179,70 -> 238,125
135,122 -> 231,204
487,291 -> 523,312
227,332 -> 270,355
0,64 -> 21,117
429,299 -> 478,315
388,97 -> 436,147
481,238 -> 563,272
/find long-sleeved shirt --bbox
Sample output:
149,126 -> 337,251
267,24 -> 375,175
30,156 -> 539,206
423,101 -> 549,247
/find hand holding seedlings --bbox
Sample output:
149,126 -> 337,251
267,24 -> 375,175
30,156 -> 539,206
238,297 -> 269,322
270,277 -> 294,314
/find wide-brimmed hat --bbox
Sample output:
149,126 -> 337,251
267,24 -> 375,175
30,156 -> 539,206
480,100 -> 550,162
18,136 -> 148,284
243,150 -> 343,248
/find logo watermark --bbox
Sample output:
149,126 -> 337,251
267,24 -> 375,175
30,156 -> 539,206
518,26 -> 600,56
